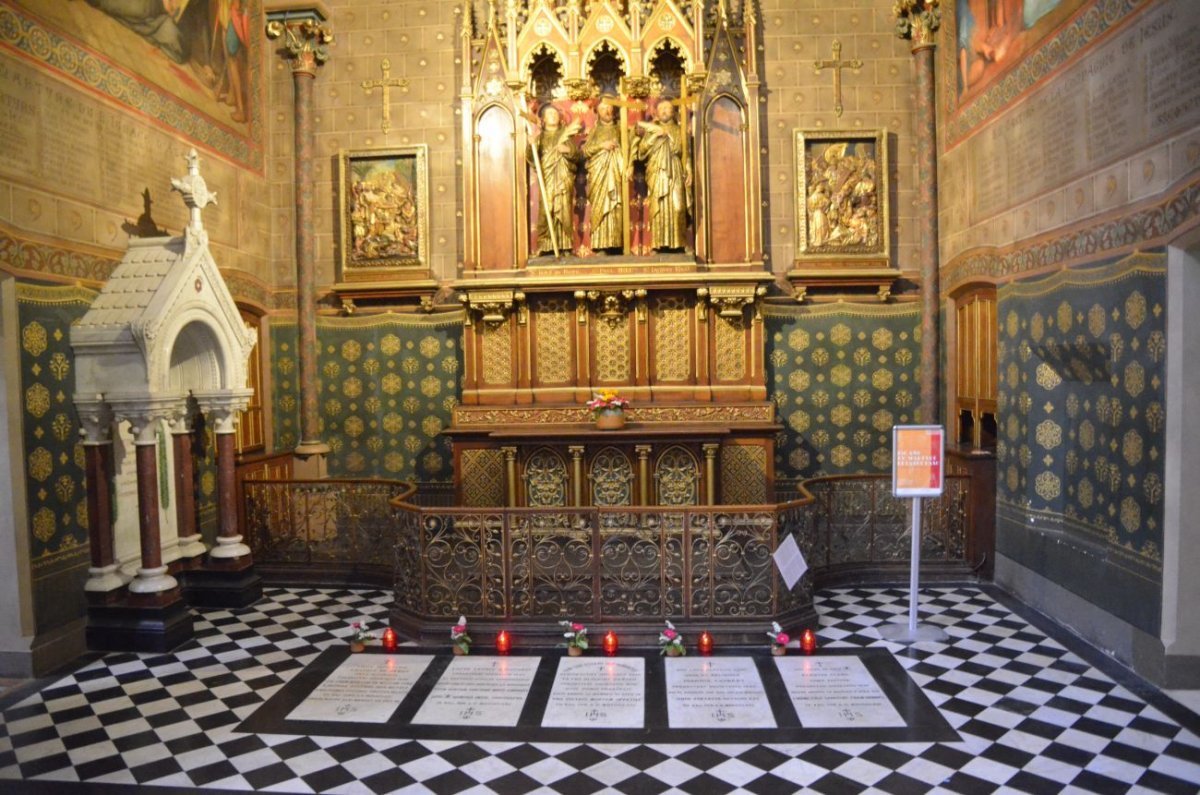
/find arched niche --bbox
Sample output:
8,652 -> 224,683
704,95 -> 749,263
474,103 -> 519,270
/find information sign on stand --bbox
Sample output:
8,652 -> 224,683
879,426 -> 949,644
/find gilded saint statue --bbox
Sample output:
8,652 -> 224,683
530,105 -> 581,255
634,99 -> 690,252
582,98 -> 625,252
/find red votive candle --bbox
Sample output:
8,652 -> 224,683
496,630 -> 512,654
698,630 -> 714,655
381,627 -> 398,652
603,631 -> 618,655
800,628 -> 818,655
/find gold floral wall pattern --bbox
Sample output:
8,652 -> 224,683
272,313 -> 463,481
765,303 -> 921,480
996,252 -> 1166,635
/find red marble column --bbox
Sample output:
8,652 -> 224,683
127,416 -> 177,595
80,404 -> 123,594
217,431 -> 238,542
268,12 -> 332,458
173,431 -> 198,547
914,41 -> 940,424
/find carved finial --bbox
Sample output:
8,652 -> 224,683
170,148 -> 217,233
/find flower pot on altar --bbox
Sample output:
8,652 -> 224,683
595,409 -> 625,430
568,645 -> 583,656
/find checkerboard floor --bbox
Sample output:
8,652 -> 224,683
1,585 -> 1197,794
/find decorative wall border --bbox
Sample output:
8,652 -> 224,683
942,177 -> 1200,292
762,301 -> 921,321
943,0 -> 1142,147
0,0 -> 264,172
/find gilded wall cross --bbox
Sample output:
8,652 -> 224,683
361,59 -> 409,134
813,40 -> 863,118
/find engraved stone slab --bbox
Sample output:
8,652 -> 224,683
286,654 -> 434,724
665,656 -> 776,729
775,655 -> 906,728
541,657 -> 645,729
412,656 -> 540,726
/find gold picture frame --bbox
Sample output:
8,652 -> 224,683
337,145 -> 429,282
793,129 -> 890,267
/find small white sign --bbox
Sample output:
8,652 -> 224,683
773,533 -> 808,591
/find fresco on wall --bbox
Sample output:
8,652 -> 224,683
3,0 -> 261,169
271,314 -> 463,482
765,303 -> 922,481
996,252 -> 1165,634
954,0 -> 1087,99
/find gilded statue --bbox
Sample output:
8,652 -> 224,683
634,99 -> 691,252
530,105 -> 581,255
582,98 -> 625,252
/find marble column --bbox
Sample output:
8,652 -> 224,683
171,408 -> 206,560
201,401 -> 252,560
895,2 -> 941,424
78,402 -> 123,593
266,10 -> 333,462
126,410 -> 178,595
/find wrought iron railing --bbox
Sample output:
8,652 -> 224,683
244,474 -> 976,635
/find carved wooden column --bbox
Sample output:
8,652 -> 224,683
703,443 -> 719,505
78,401 -> 122,594
125,408 -> 179,595
171,405 -> 206,562
895,1 -> 941,423
636,445 -> 652,506
503,446 -> 519,507
569,445 -> 584,507
267,9 -> 333,470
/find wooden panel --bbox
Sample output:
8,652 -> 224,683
706,97 -> 748,264
475,105 -> 517,271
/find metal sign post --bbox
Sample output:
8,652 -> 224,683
879,425 -> 949,644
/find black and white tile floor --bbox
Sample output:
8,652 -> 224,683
1,585 -> 1198,794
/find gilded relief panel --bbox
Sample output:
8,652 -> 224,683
714,316 -> 746,381
720,444 -> 767,505
593,314 -> 631,383
996,253 -> 1165,634
481,321 -> 513,386
765,303 -> 922,480
533,298 -> 573,385
461,449 -> 505,507
652,296 -> 690,382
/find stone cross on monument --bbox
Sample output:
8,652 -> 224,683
170,148 -> 217,233
813,40 -> 863,118
361,58 -> 409,134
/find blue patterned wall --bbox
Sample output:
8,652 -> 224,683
996,252 -> 1166,634
765,302 -> 923,480
270,313 -> 463,481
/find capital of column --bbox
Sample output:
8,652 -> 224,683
110,398 -> 186,445
892,0 -> 940,51
74,397 -> 115,446
266,7 -> 334,75
195,389 -> 253,435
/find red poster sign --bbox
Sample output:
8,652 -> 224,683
892,425 -> 945,497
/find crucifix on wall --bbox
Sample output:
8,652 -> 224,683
361,59 -> 409,134
813,40 -> 863,118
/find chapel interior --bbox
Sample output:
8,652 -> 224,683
1,0 -> 1199,791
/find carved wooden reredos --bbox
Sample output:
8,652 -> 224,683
450,2 -> 776,508
458,0 -> 762,270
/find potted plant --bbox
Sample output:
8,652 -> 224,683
451,615 -> 472,655
767,621 -> 790,656
659,620 -> 686,657
560,620 -> 589,656
587,389 -> 630,430
348,619 -> 373,653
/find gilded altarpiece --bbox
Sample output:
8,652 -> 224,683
450,2 -> 776,508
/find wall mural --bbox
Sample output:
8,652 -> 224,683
765,303 -> 922,481
1,0 -> 263,169
996,252 -> 1165,634
271,313 -> 463,481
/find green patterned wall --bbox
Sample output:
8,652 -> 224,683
271,313 -> 464,481
16,283 -> 94,631
765,303 -> 922,480
996,252 -> 1166,634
